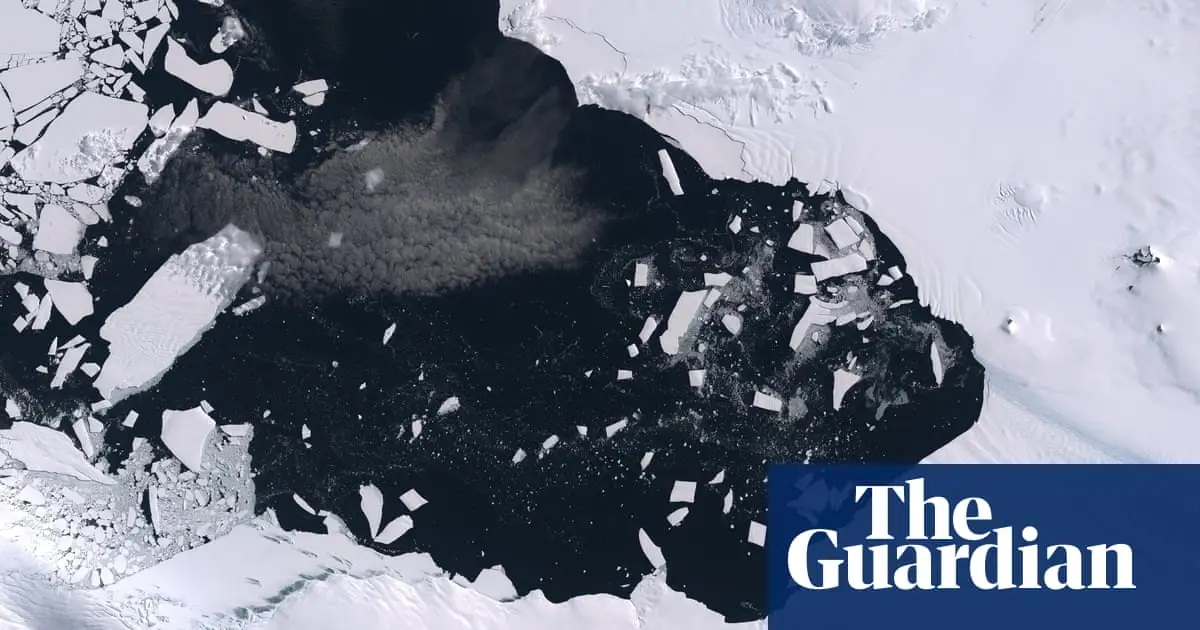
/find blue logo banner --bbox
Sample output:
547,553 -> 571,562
767,465 -> 1200,629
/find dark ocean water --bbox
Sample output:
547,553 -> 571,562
0,0 -> 984,621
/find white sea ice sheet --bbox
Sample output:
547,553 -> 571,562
659,289 -> 707,355
94,225 -> 262,403
43,279 -> 93,325
32,203 -> 85,255
198,101 -> 297,154
359,483 -> 384,539
0,0 -> 62,59
160,406 -> 216,472
163,39 -> 233,96
0,422 -> 113,484
0,59 -> 85,113
657,148 -> 684,195
9,91 -> 148,184
374,515 -> 413,544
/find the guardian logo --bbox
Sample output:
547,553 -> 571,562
788,478 -> 1136,591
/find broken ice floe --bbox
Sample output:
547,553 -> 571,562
10,91 -> 148,184
657,149 -> 683,196
197,101 -> 297,154
94,225 -> 262,403
160,406 -> 216,472
164,39 -> 233,96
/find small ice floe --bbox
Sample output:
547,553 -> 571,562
669,480 -> 696,504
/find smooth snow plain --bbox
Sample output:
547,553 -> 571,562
502,0 -> 1200,465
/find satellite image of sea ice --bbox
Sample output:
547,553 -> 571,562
0,0 -> 1196,627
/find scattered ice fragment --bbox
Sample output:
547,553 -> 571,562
4,398 -> 20,419
17,485 -> 46,505
812,252 -> 869,282
657,149 -> 683,196
71,418 -> 95,459
541,434 -> 559,452
436,396 -> 460,416
0,224 -> 22,246
576,425 -> 587,437
637,316 -> 658,343
92,44 -> 126,68
637,528 -> 666,569
512,448 -> 527,464
121,410 -> 138,427
374,515 -> 413,544
930,342 -> 945,385
147,487 -> 162,534
605,418 -> 628,437
31,296 -> 53,331
410,419 -> 422,440
748,521 -> 766,547
382,323 -> 396,345
721,313 -> 743,335
197,101 -> 296,153
209,15 -> 245,54
794,274 -> 817,295
399,489 -> 427,512
327,232 -> 342,247
639,451 -> 654,470
293,79 -> 329,96
708,469 -> 725,485
293,494 -> 316,515
617,369 -> 634,381
626,344 -> 639,358
33,203 -> 85,255
231,295 -> 266,315
789,300 -> 839,350
832,369 -> 862,411
704,272 -> 732,286
792,200 -> 805,221
660,290 -> 707,355
687,368 -> 705,388
728,215 -> 742,234
300,424 -> 311,440
164,39 -> 233,96
220,423 -> 250,437
159,406 -> 216,472
824,218 -> 859,250
50,343 -> 88,389
45,279 -> 94,324
669,480 -> 697,504
723,490 -> 734,514
703,288 -> 722,308
633,262 -> 649,287
147,104 -> 175,136
787,224 -> 816,254
667,507 -> 689,526
752,391 -> 783,413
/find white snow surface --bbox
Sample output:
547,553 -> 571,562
504,0 -> 1200,465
